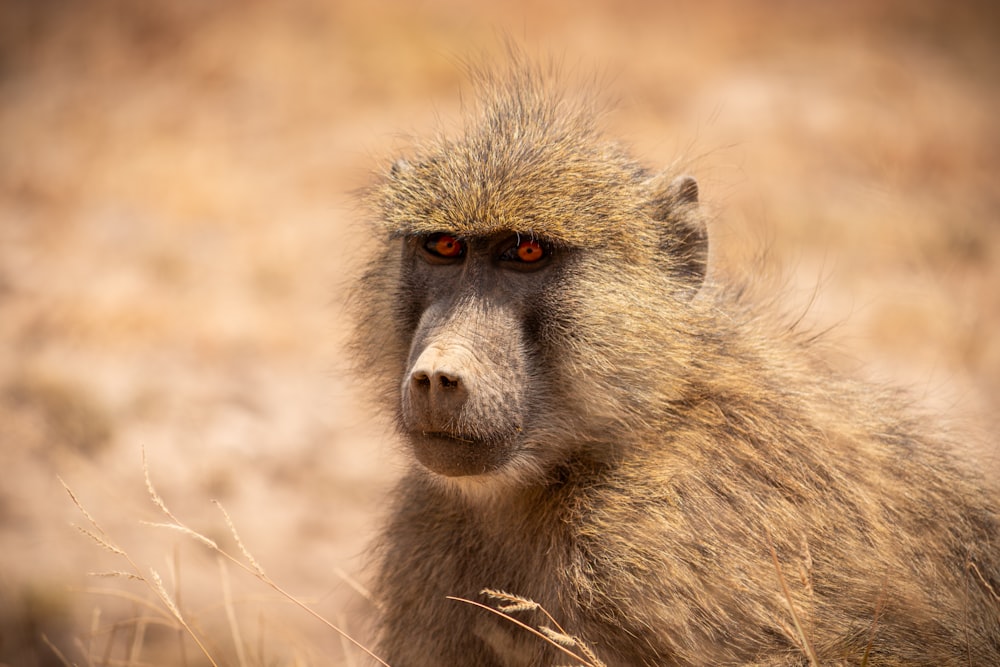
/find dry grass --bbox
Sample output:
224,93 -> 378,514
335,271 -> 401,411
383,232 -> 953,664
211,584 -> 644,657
56,450 -> 387,666
1,0 -> 998,665
449,590 -> 607,667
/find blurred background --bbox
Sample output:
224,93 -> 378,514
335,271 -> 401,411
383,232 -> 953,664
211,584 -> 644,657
1,0 -> 998,665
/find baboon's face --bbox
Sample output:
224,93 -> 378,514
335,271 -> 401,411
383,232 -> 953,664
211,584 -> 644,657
396,230 -> 563,479
366,116 -> 706,485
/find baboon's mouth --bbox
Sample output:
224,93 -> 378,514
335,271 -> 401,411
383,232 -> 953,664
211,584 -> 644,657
408,431 -> 512,477
421,431 -> 477,444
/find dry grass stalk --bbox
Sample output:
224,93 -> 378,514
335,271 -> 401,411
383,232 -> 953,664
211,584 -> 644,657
88,606 -> 102,666
219,556 -> 249,667
334,566 -> 376,609
767,539 -> 819,667
448,592 -> 606,667
538,625 -> 605,667
482,589 -> 542,614
60,474 -> 220,666
128,616 -> 149,666
41,633 -> 74,667
969,560 -> 1000,602
213,499 -> 266,579
859,574 -> 889,667
482,588 -> 574,637
202,500 -> 388,665
60,450 -> 390,667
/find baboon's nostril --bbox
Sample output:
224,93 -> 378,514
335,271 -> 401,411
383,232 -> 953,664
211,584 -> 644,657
411,369 -> 461,391
406,348 -> 470,424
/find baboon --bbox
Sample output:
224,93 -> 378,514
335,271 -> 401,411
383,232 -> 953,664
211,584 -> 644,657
351,62 -> 1000,666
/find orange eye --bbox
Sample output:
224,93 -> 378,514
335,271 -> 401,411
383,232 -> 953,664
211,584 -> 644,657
516,239 -> 545,262
424,233 -> 464,258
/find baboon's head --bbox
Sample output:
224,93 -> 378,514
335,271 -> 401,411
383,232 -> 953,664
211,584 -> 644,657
353,67 -> 708,492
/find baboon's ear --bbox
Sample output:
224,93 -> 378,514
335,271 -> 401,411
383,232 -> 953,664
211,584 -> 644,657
670,174 -> 699,206
647,174 -> 708,290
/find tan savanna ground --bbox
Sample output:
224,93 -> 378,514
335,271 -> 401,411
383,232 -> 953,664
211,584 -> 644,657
1,1 -> 998,665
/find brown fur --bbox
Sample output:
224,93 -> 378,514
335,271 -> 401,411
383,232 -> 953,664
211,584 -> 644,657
351,60 -> 1000,666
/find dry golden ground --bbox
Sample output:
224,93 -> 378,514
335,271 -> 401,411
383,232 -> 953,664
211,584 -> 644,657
1,1 -> 998,665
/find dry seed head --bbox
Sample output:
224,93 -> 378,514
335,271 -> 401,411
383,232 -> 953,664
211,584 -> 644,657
74,525 -> 125,557
88,570 -> 143,581
213,499 -> 267,578
148,567 -> 183,621
482,588 -> 541,613
141,520 -> 219,551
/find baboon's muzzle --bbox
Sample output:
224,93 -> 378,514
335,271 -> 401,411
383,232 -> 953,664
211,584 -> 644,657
400,300 -> 526,477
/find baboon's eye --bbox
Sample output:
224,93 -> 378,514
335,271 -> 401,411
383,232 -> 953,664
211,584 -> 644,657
500,236 -> 551,267
423,233 -> 465,259
516,239 -> 545,262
